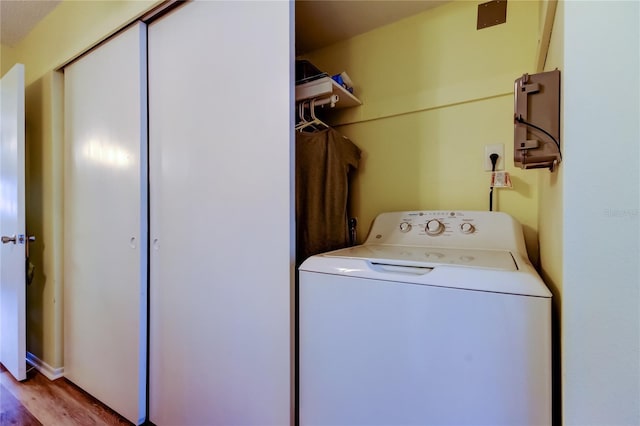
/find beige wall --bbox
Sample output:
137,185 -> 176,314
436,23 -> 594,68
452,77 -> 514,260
24,71 -> 65,369
6,0 -> 160,371
301,0 -> 543,262
537,4 -> 563,420
1,43 -> 16,76
538,0 -> 563,299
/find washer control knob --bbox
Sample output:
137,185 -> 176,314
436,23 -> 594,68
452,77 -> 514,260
460,222 -> 475,234
399,222 -> 412,233
425,219 -> 444,236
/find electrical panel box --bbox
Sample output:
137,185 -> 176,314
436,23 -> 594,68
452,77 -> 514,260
514,70 -> 561,170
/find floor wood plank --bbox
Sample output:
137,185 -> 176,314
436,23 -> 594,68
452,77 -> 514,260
0,363 -> 133,425
1,381 -> 42,426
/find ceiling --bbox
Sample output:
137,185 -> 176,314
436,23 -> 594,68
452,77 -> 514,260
1,0 -> 447,52
295,0 -> 448,55
0,0 -> 61,47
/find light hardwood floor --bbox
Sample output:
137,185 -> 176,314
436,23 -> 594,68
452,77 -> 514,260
0,363 -> 133,425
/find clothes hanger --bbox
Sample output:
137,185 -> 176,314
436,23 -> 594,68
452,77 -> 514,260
295,98 -> 329,132
298,101 -> 307,124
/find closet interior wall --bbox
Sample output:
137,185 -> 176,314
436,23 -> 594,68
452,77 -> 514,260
298,1 -> 543,260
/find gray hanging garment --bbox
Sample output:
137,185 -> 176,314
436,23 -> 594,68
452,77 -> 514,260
296,128 -> 361,264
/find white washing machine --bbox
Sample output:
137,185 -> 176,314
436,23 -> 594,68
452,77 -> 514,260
299,210 -> 551,426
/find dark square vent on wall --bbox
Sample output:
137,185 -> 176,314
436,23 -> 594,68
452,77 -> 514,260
477,0 -> 507,30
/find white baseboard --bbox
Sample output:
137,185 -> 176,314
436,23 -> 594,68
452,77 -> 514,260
26,352 -> 64,380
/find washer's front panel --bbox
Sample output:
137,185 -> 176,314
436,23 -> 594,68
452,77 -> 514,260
299,271 -> 552,426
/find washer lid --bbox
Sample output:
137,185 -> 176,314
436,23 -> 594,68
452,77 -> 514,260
323,244 -> 518,271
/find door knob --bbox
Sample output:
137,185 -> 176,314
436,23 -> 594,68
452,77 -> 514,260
2,235 -> 16,244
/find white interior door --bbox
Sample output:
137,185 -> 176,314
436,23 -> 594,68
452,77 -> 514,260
148,2 -> 292,424
63,23 -> 147,424
0,64 -> 27,382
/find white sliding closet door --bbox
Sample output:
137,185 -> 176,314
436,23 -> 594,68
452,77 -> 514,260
63,22 -> 147,425
148,1 -> 292,425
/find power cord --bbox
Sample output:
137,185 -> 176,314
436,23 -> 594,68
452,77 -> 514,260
489,153 -> 499,211
515,117 -> 562,161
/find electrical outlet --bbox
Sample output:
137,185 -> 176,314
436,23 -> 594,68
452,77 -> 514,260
484,143 -> 504,171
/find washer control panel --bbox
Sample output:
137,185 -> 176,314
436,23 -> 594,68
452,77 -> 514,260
364,210 -> 523,252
